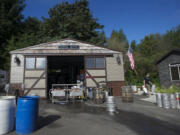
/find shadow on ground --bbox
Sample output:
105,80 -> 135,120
48,101 -> 107,114
113,109 -> 180,135
38,115 -> 61,129
59,101 -> 180,135
38,100 -> 180,135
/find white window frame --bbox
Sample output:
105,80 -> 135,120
85,56 -> 105,69
95,57 -> 105,69
169,64 -> 180,81
36,57 -> 46,69
25,57 -> 35,69
25,57 -> 46,70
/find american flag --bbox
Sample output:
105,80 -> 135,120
127,46 -> 135,70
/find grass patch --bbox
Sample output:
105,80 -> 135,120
155,85 -> 180,94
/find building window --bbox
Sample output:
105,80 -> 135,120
96,57 -> 105,68
170,64 -> 180,81
85,57 -> 95,68
25,57 -> 46,70
85,57 -> 105,69
36,58 -> 46,69
26,58 -> 35,69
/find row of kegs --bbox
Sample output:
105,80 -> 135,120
156,93 -> 180,109
0,96 -> 39,135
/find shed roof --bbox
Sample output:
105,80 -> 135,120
10,38 -> 121,55
155,49 -> 180,64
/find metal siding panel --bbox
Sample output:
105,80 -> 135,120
106,53 -> 124,81
25,89 -> 46,97
25,79 -> 36,88
10,54 -> 24,83
34,79 -> 45,88
157,53 -> 180,88
86,70 -> 105,76
86,78 -> 96,87
25,70 -> 45,78
86,78 -> 106,87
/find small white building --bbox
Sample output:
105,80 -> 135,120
9,39 -> 125,98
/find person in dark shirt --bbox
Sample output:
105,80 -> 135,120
144,73 -> 152,96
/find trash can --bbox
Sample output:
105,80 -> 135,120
0,96 -> 16,135
16,96 -> 39,134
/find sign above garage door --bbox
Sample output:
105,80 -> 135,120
58,45 -> 80,50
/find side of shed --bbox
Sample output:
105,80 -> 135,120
157,53 -> 180,88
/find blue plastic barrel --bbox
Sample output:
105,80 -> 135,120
16,96 -> 39,134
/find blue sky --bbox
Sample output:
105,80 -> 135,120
22,0 -> 180,43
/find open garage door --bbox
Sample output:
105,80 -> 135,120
47,56 -> 84,98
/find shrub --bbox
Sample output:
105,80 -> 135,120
155,85 -> 180,94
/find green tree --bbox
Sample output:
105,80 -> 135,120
4,17 -> 47,69
164,25 -> 180,48
0,0 -> 25,69
94,30 -> 106,46
42,0 -> 104,44
107,29 -> 128,52
131,40 -> 137,51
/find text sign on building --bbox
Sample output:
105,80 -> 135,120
58,45 -> 80,50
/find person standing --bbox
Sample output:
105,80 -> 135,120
144,73 -> 152,97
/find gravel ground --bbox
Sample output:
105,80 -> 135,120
6,95 -> 180,135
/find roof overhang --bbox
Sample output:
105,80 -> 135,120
155,49 -> 180,64
10,38 -> 122,55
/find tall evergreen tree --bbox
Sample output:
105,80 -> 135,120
107,29 -> 128,52
42,0 -> 104,44
0,0 -> 25,69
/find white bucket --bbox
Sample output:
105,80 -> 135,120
131,85 -> 137,92
151,85 -> 155,94
0,96 -> 16,135
143,87 -> 148,94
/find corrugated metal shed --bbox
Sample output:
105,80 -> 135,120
10,39 -> 120,55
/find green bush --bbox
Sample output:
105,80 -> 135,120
155,85 -> 180,94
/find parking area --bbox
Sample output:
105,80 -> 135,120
8,95 -> 180,135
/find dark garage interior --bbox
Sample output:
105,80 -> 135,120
47,56 -> 84,95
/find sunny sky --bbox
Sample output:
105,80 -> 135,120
22,0 -> 180,43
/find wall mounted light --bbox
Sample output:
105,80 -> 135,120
116,55 -> 121,65
14,55 -> 21,66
